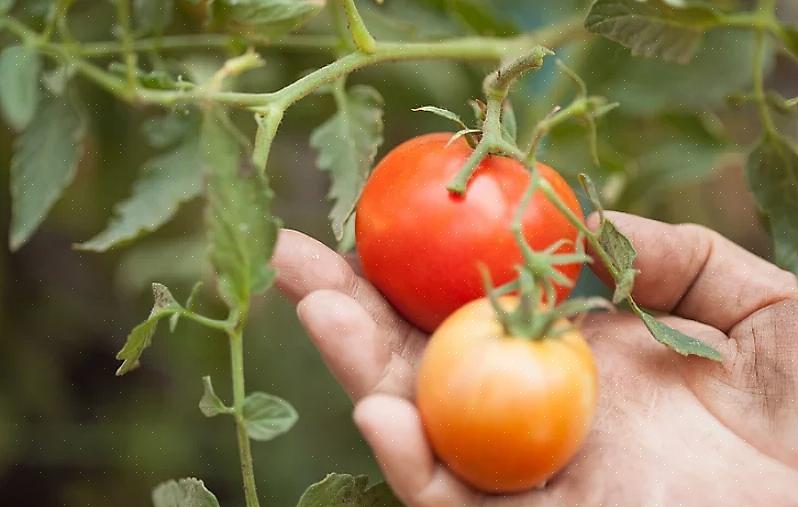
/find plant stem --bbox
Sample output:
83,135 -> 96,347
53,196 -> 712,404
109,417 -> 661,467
228,317 -> 261,507
114,0 -> 138,90
341,0 -> 376,53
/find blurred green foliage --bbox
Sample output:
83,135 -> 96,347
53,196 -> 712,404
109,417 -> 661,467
1,0 -> 796,505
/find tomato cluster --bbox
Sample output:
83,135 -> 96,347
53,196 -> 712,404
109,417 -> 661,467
356,133 -> 596,493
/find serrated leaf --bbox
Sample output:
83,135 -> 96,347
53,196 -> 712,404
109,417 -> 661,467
214,0 -> 325,38
203,111 -> 281,308
152,477 -> 220,507
134,0 -> 174,35
296,474 -> 402,507
199,376 -> 232,417
636,308 -> 722,360
115,283 -> 180,375
411,105 -> 468,130
78,135 -> 204,252
598,220 -> 639,303
0,45 -> 42,130
310,85 -> 383,244
242,392 -> 297,441
745,133 -> 798,275
585,0 -> 721,63
9,98 -> 84,250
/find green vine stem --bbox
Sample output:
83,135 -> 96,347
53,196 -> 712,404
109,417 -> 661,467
227,307 -> 261,507
114,0 -> 138,91
341,0 -> 377,53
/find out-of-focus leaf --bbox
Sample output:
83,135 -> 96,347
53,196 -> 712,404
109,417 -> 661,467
199,376 -> 232,417
134,0 -> 174,35
242,392 -> 298,441
142,111 -> 196,149
214,0 -> 325,38
152,478 -> 220,507
41,63 -> 76,96
296,474 -> 402,507
745,133 -> 798,275
0,45 -> 42,130
77,135 -> 204,252
778,25 -> 798,59
203,111 -> 281,308
9,98 -> 84,250
634,306 -> 723,360
116,236 -> 208,294
440,0 -> 517,36
108,62 -> 188,90
310,85 -> 384,246
585,0 -> 721,63
115,283 -> 180,376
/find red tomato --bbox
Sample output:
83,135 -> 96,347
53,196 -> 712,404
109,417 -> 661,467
355,133 -> 584,332
416,297 -> 598,493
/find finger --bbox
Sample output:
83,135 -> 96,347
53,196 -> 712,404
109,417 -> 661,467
273,229 -> 404,329
587,212 -> 798,331
297,290 -> 419,401
353,394 -> 479,507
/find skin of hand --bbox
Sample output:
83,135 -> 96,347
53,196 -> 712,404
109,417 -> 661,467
273,211 -> 798,507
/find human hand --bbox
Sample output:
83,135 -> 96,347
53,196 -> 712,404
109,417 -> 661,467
273,212 -> 798,506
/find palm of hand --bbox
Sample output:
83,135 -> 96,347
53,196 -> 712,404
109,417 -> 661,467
274,212 -> 798,507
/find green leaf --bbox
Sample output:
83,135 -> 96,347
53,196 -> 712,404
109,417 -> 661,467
199,376 -> 232,417
170,281 -> 204,332
152,478 -> 221,507
242,392 -> 298,441
9,98 -> 84,250
310,85 -> 384,244
745,133 -> 798,275
116,283 -> 180,376
778,26 -> 798,59
634,307 -> 723,361
412,105 -> 468,129
441,0 -> 517,37
585,0 -> 721,63
214,0 -> 325,38
142,112 -> 195,149
108,62 -> 186,90
598,220 -> 639,303
203,111 -> 281,308
134,0 -> 174,35
296,474 -> 402,507
0,45 -> 42,130
77,135 -> 204,252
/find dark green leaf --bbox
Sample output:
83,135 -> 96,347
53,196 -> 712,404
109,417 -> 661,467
634,306 -> 723,360
310,85 -> 383,245
214,0 -> 325,38
199,376 -> 232,417
152,478 -> 221,507
9,98 -> 84,250
585,0 -> 721,63
242,392 -> 298,441
441,0 -> 517,37
203,111 -> 281,308
745,133 -> 798,274
0,45 -> 42,130
134,0 -> 174,35
116,283 -> 180,376
78,135 -> 204,252
296,474 -> 402,507
598,220 -> 639,303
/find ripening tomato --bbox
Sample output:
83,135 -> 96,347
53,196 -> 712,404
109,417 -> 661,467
416,297 -> 598,493
355,133 -> 584,332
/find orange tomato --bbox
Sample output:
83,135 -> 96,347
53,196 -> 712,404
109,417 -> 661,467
416,297 -> 598,493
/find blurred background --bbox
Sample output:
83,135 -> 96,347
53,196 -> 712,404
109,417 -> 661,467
1,0 -> 797,505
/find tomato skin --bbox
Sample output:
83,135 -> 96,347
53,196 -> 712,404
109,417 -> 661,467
416,297 -> 598,493
355,133 -> 584,333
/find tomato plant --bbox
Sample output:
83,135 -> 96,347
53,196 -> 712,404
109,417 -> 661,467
417,296 -> 598,493
357,132 -> 584,332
